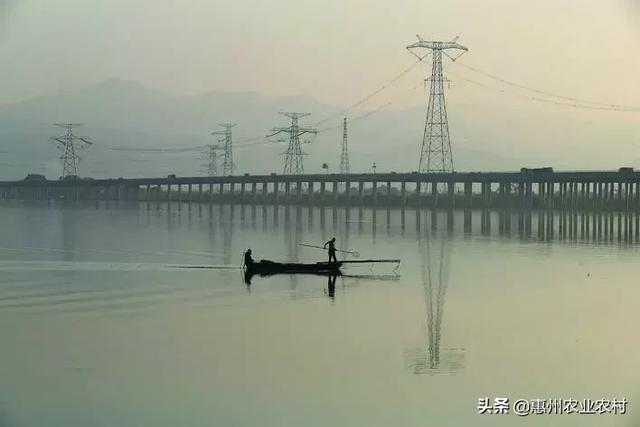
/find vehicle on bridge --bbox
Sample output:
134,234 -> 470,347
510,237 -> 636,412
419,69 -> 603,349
23,174 -> 46,182
520,167 -> 554,173
618,167 -> 634,173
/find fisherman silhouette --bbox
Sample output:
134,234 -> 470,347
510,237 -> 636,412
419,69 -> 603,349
323,237 -> 337,263
243,249 -> 254,267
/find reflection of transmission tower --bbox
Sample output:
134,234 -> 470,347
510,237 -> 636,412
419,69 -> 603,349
51,123 -> 93,178
211,123 -> 236,176
407,35 -> 468,173
268,112 -> 318,175
339,117 -> 350,174
405,229 -> 464,375
202,145 -> 220,176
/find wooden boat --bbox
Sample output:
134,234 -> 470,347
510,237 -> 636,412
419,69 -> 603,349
246,259 -> 343,276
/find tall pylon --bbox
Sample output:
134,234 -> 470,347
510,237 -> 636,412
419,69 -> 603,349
339,117 -> 350,174
202,144 -> 220,176
267,112 -> 318,175
51,123 -> 93,178
211,123 -> 236,176
407,35 -> 467,173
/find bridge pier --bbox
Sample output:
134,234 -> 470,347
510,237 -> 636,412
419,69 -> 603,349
274,181 -> 279,205
285,181 -> 290,204
372,182 -> 377,206
400,182 -> 406,207
6,172 -> 640,214
481,182 -> 489,207
431,182 -> 438,208
346,181 -> 351,206
447,182 -> 455,208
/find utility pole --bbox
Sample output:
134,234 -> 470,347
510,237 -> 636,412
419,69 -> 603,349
267,112 -> 318,175
211,123 -> 236,176
407,35 -> 468,173
51,123 -> 93,178
339,117 -> 350,174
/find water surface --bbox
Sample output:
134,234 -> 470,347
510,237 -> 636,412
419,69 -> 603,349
0,202 -> 638,426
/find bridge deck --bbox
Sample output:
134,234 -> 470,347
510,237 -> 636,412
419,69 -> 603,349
3,171 -> 640,187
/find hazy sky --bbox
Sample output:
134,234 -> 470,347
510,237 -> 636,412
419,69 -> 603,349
0,0 -> 638,110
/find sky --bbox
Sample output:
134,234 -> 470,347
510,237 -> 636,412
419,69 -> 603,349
0,0 -> 639,179
0,0 -> 638,110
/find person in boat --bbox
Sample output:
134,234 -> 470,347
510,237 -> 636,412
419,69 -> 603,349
323,237 -> 338,263
243,249 -> 254,267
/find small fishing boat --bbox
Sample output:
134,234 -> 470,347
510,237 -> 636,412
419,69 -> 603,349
246,259 -> 343,276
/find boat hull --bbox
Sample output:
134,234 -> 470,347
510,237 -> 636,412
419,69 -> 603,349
246,260 -> 342,275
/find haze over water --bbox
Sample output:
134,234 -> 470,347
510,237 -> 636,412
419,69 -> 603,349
1,202 -> 639,426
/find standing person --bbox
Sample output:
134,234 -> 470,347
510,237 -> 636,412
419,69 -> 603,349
243,249 -> 254,267
323,237 -> 338,263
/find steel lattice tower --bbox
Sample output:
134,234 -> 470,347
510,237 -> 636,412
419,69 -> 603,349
407,35 -> 468,173
267,112 -> 317,175
202,145 -> 220,176
211,123 -> 236,176
339,117 -> 350,174
51,123 -> 93,178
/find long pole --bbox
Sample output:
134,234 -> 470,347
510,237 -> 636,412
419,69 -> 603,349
299,243 -> 360,257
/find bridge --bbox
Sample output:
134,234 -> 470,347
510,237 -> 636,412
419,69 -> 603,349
1,171 -> 640,210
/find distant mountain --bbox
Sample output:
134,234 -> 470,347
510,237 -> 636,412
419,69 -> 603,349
0,79 -> 636,180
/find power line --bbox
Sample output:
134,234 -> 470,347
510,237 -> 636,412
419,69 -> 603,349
454,61 -> 640,111
96,144 -> 206,153
449,69 -> 640,112
313,58 -> 426,126
89,60 -> 428,157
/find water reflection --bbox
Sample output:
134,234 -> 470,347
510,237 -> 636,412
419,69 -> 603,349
18,200 -> 640,246
405,230 -> 464,375
4,201 -> 640,427
325,274 -> 337,301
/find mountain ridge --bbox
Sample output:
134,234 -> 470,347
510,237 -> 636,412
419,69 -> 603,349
0,78 -> 635,180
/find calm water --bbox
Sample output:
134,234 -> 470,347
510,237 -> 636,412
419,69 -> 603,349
1,202 -> 639,427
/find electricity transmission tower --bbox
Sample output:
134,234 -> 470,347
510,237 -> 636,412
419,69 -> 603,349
202,144 -> 220,176
407,35 -> 468,173
211,123 -> 236,176
267,112 -> 318,175
51,123 -> 93,178
339,117 -> 350,174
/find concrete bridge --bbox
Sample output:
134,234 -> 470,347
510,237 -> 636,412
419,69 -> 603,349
2,171 -> 640,210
